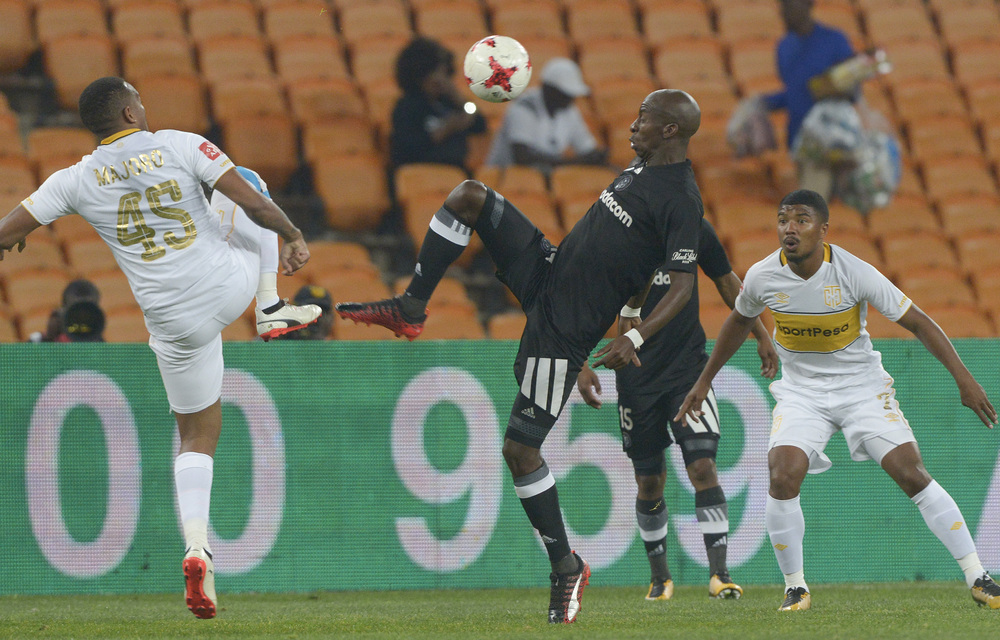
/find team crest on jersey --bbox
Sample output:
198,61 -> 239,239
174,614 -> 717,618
824,286 -> 842,308
613,174 -> 633,191
199,141 -> 222,160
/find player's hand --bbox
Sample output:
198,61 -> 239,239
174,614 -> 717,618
577,366 -> 602,409
958,378 -> 998,428
757,338 -> 779,379
591,335 -> 641,370
674,380 -> 710,426
617,315 -> 641,335
280,236 -> 310,275
0,238 -> 25,261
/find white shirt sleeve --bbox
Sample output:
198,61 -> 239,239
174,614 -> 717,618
735,262 -> 768,318
172,131 -> 234,187
21,165 -> 79,225
847,255 -> 912,321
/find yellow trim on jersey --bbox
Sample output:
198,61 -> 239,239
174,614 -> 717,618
101,128 -> 141,145
772,304 -> 861,353
780,243 -> 831,267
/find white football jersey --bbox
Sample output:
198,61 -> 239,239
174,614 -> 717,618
23,128 -> 242,339
735,243 -> 912,389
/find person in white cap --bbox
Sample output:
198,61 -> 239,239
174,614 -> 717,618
485,57 -> 607,172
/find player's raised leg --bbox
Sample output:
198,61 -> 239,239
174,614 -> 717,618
251,226 -> 321,340
767,445 -> 811,611
880,442 -> 1000,609
336,181 -> 488,338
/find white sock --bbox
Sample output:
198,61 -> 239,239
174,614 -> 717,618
783,569 -> 808,592
911,480 -> 979,586
174,452 -> 213,552
256,271 -> 280,310
766,494 -> 806,585
958,552 -> 987,588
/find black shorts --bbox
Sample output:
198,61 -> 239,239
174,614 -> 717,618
477,188 -> 590,449
616,374 -> 721,470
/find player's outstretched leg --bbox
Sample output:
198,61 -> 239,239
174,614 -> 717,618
548,552 -> 590,623
183,547 -> 217,619
256,299 -> 322,341
337,182 -> 486,339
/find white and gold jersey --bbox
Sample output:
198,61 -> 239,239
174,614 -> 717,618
735,243 -> 912,389
23,128 -> 239,339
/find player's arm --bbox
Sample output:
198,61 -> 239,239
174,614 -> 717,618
212,169 -> 309,275
576,360 -> 602,409
711,271 -> 778,378
0,205 -> 42,260
896,304 -> 998,428
674,309 -> 757,426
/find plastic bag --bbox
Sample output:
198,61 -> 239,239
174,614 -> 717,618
727,96 -> 777,158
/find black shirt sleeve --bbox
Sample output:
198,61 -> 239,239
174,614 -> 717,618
697,219 -> 732,279
659,192 -> 702,274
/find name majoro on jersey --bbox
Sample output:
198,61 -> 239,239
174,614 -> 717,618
93,150 -> 165,186
599,189 -> 632,227
771,305 -> 861,353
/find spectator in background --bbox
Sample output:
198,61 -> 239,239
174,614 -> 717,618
63,300 -> 105,342
389,37 -> 487,170
279,285 -> 334,340
486,58 -> 608,173
29,278 -> 102,342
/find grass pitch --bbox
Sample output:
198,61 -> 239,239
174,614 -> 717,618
1,582 -> 996,640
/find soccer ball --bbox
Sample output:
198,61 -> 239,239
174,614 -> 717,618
463,35 -> 531,103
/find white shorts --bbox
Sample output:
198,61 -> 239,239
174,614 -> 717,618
768,372 -> 916,474
148,288 -> 252,414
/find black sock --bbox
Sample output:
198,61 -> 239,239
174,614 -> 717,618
404,206 -> 471,301
513,463 -> 572,568
261,300 -> 284,314
695,486 -> 729,576
637,497 -> 670,582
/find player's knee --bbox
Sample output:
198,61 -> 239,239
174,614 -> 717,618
502,438 -> 542,476
686,457 -> 718,489
635,472 -> 666,499
768,465 -> 804,499
443,180 -> 487,226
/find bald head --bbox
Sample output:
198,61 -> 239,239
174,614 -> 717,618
646,89 -> 701,139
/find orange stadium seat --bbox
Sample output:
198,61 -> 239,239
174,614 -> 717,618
907,115 -> 981,160
727,230 -> 780,277
814,3 -> 865,48
0,233 -> 65,279
831,232 -> 887,272
263,0 -> 337,41
965,80 -> 1000,127
951,42 -> 1000,88
338,1 -> 412,47
49,214 -> 100,245
0,126 -> 25,161
578,38 -> 652,85
712,198 -> 781,241
827,203 -> 868,235
653,38 -> 729,87
487,310 -> 526,339
87,271 -> 136,313
286,77 -> 369,125
890,79 -> 968,124
349,35 -> 411,87
983,125 -> 1000,165
863,5 -> 936,43
394,163 -> 467,209
697,158 -> 776,207
896,268 -> 977,310
4,269 -> 71,316
44,34 -> 120,110
35,0 -> 107,46
64,239 -> 118,277
316,267 -> 392,306
104,309 -> 151,343
566,1 -> 640,42
306,240 -> 378,273
879,40 -> 949,83
971,265 -> 1000,313
359,77 -> 399,140
220,114 -> 298,191
273,36 -> 350,83
866,195 -> 940,239
921,306 -> 995,338
550,165 -> 618,210
188,1 -> 261,42
392,275 -> 474,308
921,156 -> 998,204
198,36 -> 273,84
490,3 -> 565,40
727,38 -> 781,89
112,1 -> 186,41
939,194 -> 1000,238
26,127 -> 97,182
17,309 -> 56,342
0,314 -> 18,342
486,165 -> 550,200
211,77 -> 288,125
716,3 -> 784,42
936,3 -> 1000,47
132,75 -> 210,135
642,1 -> 714,47
0,158 -> 36,215
302,118 -> 377,162
414,0 -> 488,40
122,36 -> 198,81
956,232 -> 1000,273
880,230 -> 960,277
313,153 -> 392,231
0,0 -> 34,75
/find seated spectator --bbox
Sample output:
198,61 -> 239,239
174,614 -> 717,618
29,278 -> 102,342
279,285 -> 334,340
485,58 -> 607,173
63,300 -> 105,342
389,37 -> 487,170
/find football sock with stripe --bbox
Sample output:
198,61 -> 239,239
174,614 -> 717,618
766,494 -> 805,578
695,486 -> 729,576
513,462 -> 572,569
404,206 -> 472,305
911,480 -> 980,587
174,452 -> 213,552
636,497 -> 671,582
255,229 -> 280,310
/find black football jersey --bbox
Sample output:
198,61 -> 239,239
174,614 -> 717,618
545,160 -> 704,348
617,218 -> 732,393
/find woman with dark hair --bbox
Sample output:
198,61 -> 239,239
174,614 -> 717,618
389,37 -> 486,169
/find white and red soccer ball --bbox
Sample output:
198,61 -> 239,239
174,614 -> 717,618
463,35 -> 531,103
